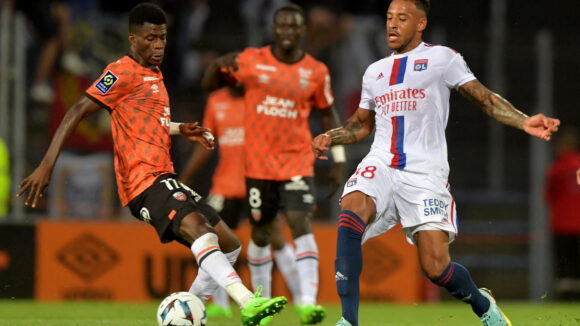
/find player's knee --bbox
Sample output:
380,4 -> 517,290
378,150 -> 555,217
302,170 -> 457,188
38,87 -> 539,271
270,233 -> 286,250
340,192 -> 375,224
179,212 -> 214,244
420,255 -> 449,279
286,211 -> 312,238
218,231 -> 241,253
251,224 -> 271,246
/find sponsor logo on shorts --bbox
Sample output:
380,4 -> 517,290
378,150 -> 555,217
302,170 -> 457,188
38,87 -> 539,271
173,191 -> 186,201
251,208 -> 262,221
140,207 -> 152,224
346,178 -> 357,187
179,182 -> 202,202
285,176 -> 310,191
95,70 -> 118,94
422,198 -> 449,218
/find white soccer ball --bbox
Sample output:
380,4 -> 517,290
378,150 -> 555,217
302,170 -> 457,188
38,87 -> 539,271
202,131 -> 214,142
157,292 -> 207,326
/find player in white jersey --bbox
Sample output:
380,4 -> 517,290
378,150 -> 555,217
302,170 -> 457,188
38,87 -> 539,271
311,1 -> 560,326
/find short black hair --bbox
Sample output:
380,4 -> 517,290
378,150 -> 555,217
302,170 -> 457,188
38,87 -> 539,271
128,3 -> 166,32
414,0 -> 430,16
273,3 -> 305,23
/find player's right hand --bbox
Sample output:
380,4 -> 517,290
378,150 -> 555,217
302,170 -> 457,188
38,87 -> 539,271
522,113 -> 560,141
17,162 -> 53,208
215,52 -> 238,71
312,133 -> 332,160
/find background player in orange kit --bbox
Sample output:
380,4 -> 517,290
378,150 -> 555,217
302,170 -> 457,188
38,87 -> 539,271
202,3 -> 345,324
180,83 -> 301,319
16,3 -> 286,326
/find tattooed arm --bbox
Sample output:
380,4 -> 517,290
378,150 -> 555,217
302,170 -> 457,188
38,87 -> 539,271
459,79 -> 560,141
312,107 -> 375,160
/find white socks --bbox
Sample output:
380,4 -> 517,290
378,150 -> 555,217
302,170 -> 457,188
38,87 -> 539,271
247,240 -> 273,298
213,287 -> 230,309
189,233 -> 252,307
273,243 -> 301,304
294,233 -> 319,306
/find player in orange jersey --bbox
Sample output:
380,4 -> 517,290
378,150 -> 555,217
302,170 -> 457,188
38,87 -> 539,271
17,3 -> 286,326
180,84 -> 302,319
202,3 -> 344,325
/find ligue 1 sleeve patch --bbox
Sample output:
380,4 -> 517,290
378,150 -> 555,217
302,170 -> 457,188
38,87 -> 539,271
95,70 -> 118,94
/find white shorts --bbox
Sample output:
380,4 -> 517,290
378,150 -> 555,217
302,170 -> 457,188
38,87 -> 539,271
340,155 -> 458,245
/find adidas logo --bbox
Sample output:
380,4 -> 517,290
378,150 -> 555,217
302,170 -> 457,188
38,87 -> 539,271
377,72 -> 384,80
335,272 -> 348,281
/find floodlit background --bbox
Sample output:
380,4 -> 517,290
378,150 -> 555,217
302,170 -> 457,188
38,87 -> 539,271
1,0 -> 579,304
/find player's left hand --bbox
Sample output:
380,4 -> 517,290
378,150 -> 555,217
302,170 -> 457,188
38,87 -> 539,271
576,168 -> 580,186
17,161 -> 53,208
522,113 -> 560,141
179,122 -> 215,150
327,162 -> 344,198
312,133 -> 332,160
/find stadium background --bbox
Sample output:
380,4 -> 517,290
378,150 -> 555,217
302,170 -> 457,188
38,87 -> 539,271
1,0 -> 579,304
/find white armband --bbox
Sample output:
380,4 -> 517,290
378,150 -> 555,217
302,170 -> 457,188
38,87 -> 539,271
330,145 -> 346,163
169,122 -> 182,135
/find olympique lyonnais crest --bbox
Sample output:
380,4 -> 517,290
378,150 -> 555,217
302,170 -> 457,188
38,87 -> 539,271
346,177 -> 358,187
414,59 -> 428,71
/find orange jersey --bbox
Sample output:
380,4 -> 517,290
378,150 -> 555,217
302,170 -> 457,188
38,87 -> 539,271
203,88 -> 246,198
235,46 -> 334,180
85,56 -> 174,206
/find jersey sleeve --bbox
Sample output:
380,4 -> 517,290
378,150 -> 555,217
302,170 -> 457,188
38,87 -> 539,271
358,65 -> 376,111
202,94 -> 217,133
311,64 -> 334,109
85,62 -> 132,110
443,53 -> 476,89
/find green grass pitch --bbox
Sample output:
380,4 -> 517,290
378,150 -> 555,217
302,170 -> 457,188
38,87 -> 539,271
0,300 -> 579,325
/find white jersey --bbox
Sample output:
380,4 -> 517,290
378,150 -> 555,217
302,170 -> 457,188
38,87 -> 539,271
359,42 -> 475,178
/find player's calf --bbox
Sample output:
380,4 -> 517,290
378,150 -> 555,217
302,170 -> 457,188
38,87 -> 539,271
335,210 -> 366,326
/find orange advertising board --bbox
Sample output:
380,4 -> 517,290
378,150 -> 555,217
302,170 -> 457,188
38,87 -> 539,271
35,220 -> 422,302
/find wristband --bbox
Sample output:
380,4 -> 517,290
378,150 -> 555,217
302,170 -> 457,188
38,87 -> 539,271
169,122 -> 182,135
330,145 -> 346,163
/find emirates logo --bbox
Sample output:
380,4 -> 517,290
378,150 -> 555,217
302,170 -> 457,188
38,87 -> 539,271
56,233 -> 119,282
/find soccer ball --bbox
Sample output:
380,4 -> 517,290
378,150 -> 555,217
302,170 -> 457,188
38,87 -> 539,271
157,292 -> 207,326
